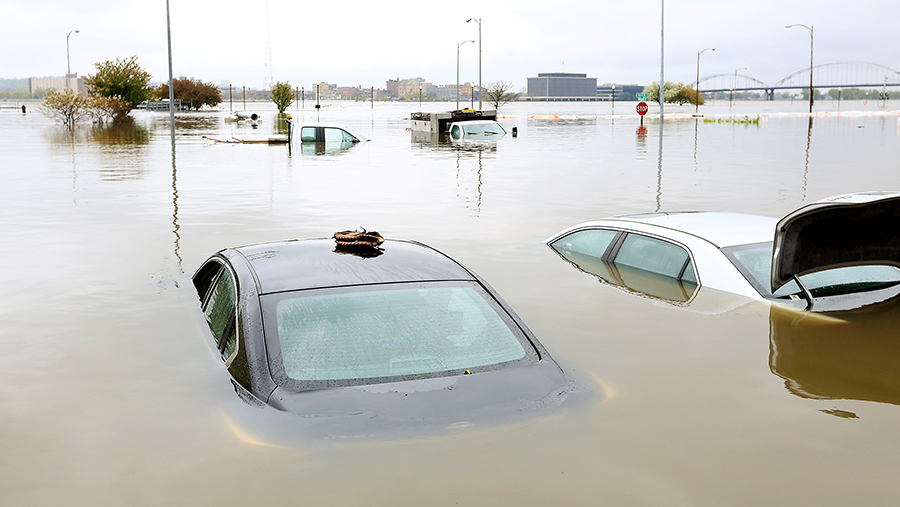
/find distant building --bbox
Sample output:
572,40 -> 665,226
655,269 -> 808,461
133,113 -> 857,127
596,83 -> 645,101
29,75 -> 86,95
527,73 -> 597,98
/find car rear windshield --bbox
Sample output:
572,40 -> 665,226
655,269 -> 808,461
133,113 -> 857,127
723,242 -> 900,298
261,281 -> 537,387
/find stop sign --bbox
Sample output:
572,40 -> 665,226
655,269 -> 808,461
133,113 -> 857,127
636,102 -> 649,116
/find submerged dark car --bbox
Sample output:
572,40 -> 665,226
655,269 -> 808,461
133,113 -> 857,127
192,238 -> 572,433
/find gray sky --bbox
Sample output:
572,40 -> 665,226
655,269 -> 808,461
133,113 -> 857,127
4,0 -> 898,91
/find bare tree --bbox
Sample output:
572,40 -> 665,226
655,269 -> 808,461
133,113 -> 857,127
483,80 -> 520,110
40,90 -> 91,129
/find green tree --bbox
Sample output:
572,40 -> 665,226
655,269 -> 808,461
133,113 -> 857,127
270,81 -> 294,113
84,56 -> 152,120
643,81 -> 703,105
483,80 -> 520,110
90,96 -> 131,124
39,89 -> 91,129
799,88 -> 823,101
155,78 -> 222,110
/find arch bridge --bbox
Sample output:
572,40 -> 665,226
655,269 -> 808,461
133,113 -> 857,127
697,61 -> 900,100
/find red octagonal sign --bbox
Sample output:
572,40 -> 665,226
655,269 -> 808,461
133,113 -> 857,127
636,102 -> 649,116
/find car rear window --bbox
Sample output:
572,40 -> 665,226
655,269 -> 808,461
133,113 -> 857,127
724,242 -> 900,297
262,282 -> 536,386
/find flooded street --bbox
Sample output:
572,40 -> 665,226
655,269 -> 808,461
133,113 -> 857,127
2,99 -> 900,505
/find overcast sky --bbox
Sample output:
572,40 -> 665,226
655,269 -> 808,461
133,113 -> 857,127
4,0 -> 898,91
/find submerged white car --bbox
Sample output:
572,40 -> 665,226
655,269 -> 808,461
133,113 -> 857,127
546,192 -> 900,312
448,120 -> 507,141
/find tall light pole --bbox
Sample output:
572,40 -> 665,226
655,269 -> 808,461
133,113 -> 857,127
695,47 -> 714,115
466,17 -> 481,110
165,0 -> 175,136
611,84 -> 616,114
66,30 -> 79,92
457,39 -> 474,110
659,0 -> 664,120
786,23 -> 814,113
732,67 -> 746,109
228,82 -> 233,111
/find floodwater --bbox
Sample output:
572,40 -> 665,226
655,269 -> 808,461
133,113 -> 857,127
2,98 -> 900,505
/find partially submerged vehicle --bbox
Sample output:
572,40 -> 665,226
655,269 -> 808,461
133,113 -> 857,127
225,111 -> 262,125
448,119 -> 507,141
192,237 -> 574,436
294,122 -> 367,154
546,192 -> 900,312
410,109 -> 498,135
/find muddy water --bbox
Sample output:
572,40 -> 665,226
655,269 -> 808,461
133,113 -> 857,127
2,100 -> 900,505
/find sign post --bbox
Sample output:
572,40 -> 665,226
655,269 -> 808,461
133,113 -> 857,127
636,101 -> 649,125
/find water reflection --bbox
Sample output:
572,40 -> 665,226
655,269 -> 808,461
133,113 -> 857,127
300,141 -> 356,155
169,114 -> 220,131
768,298 -> 900,407
550,247 -> 696,305
410,130 -> 500,154
90,122 -> 151,146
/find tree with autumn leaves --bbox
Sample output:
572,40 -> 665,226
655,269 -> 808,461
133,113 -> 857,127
154,78 -> 222,110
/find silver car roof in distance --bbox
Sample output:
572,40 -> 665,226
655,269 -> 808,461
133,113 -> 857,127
546,211 -> 776,250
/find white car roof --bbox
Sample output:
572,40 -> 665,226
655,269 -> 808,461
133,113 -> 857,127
567,212 -> 776,248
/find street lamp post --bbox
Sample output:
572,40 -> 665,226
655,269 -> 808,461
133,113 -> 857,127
66,30 -> 79,92
786,23 -> 814,113
457,39 -> 474,110
732,67 -> 747,109
466,17 -> 481,110
611,84 -> 616,114
242,84 -> 246,110
419,85 -> 422,107
695,47 -> 715,115
228,82 -> 233,111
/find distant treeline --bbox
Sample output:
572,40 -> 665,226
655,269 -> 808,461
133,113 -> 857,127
0,78 -> 47,99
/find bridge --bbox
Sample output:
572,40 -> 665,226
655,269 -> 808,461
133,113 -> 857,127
697,61 -> 900,100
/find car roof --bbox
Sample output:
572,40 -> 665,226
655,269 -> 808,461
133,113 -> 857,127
231,238 -> 476,294
452,119 -> 502,126
599,211 -> 776,248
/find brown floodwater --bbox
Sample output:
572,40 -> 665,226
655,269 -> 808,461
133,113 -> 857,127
2,99 -> 900,505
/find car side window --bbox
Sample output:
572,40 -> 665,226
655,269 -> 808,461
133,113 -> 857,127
203,268 -> 237,362
451,125 -> 461,139
614,233 -> 694,281
300,127 -> 317,142
551,229 -> 619,259
324,127 -> 348,143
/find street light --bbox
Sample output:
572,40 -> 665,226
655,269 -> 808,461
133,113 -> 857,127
66,30 -> 79,92
466,17 -> 481,110
695,47 -> 715,115
611,84 -> 616,114
732,67 -> 747,109
228,82 -> 233,111
242,84 -> 246,110
457,39 -> 474,110
419,85 -> 422,107
786,23 -> 814,113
